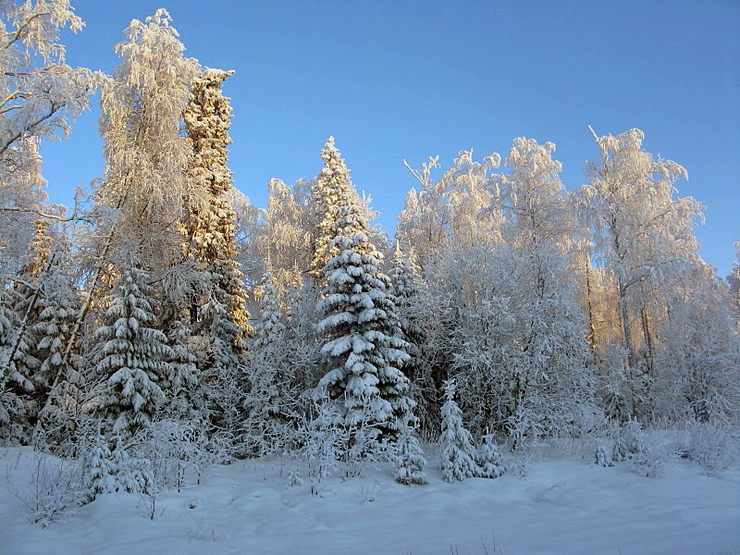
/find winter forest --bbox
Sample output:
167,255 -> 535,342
1,1 -> 740,539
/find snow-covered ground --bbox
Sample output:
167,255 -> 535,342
2,442 -> 739,555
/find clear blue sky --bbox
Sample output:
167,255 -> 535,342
41,0 -> 739,277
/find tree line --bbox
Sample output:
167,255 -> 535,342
1,3 -> 738,491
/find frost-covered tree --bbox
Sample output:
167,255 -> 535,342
252,265 -> 285,348
653,261 -> 740,424
499,137 -> 598,443
438,379 -> 480,482
182,67 -> 250,341
1,1 -> 99,273
242,266 -> 296,455
316,139 -> 415,453
91,8 -> 199,299
397,150 -> 502,267
31,230 -> 83,440
581,128 -> 703,420
179,67 -> 252,439
0,0 -> 97,155
393,420 -> 428,485
310,136 -> 359,278
0,289 -> 37,441
439,379 -> 504,482
94,265 -> 172,439
250,178 -> 313,292
388,242 -> 435,434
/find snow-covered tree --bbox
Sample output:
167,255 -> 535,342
393,420 -> 428,485
31,231 -> 82,441
499,137 -> 598,443
438,378 -> 480,482
315,138 -> 415,453
581,128 -> 704,420
310,136 -> 359,278
653,261 -> 740,424
397,150 -> 502,267
94,265 -> 172,439
388,242 -> 435,434
252,265 -> 285,348
182,67 -> 250,342
91,8 -> 199,294
0,1 -> 99,274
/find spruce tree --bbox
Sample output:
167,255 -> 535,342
439,379 -> 480,482
183,67 -> 251,343
310,136 -> 358,278
182,68 -> 251,441
94,265 -> 172,439
32,240 -> 83,442
315,139 -> 415,453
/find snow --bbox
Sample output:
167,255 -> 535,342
2,445 -> 738,555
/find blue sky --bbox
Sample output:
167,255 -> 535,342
41,0 -> 739,276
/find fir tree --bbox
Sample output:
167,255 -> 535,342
439,379 -> 480,482
183,67 -> 251,343
310,136 -> 359,278
393,418 -> 428,485
32,245 -> 83,441
316,142 -> 416,451
252,265 -> 286,349
94,265 -> 172,439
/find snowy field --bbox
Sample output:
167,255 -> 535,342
2,441 -> 739,555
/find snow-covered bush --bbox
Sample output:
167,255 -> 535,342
11,450 -> 86,527
630,445 -> 668,478
685,420 -> 737,474
298,405 -> 344,496
612,419 -> 646,463
594,444 -> 614,467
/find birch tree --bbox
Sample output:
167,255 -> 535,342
93,8 -> 199,283
0,0 -> 98,258
581,128 -> 703,420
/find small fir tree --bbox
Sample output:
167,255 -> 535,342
393,417 -> 428,485
439,379 -> 481,482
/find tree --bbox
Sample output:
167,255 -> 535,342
31,228 -> 83,442
653,261 -> 740,423
388,242 -> 435,435
397,150 -> 502,268
310,136 -> 359,278
92,8 -> 199,290
182,67 -> 250,341
438,378 -> 480,482
0,0 -> 99,272
93,264 -> 172,439
581,128 -> 703,420
315,138 -> 415,454
500,137 -> 597,443
250,177 -> 313,292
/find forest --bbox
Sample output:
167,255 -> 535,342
1,1 -> 739,520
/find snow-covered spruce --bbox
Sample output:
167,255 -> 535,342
439,379 -> 482,482
393,422 -> 428,485
314,137 -> 417,455
439,379 -> 505,482
93,265 -> 172,439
